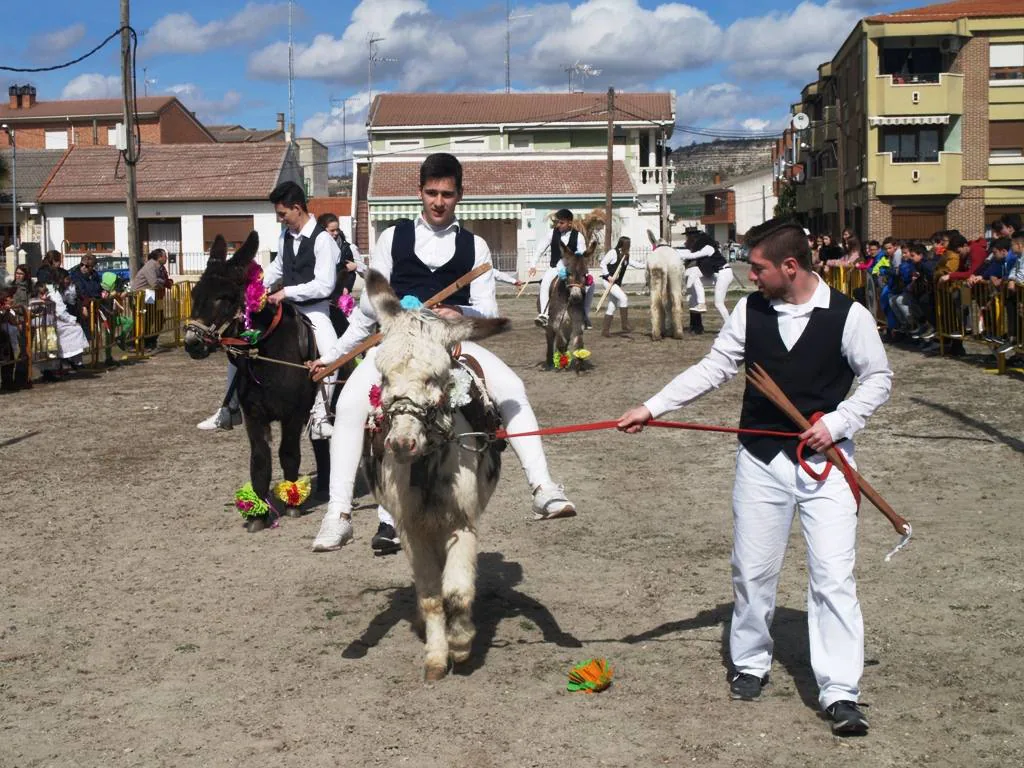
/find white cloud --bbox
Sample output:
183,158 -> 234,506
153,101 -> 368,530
724,1 -> 860,83
165,83 -> 243,122
140,3 -> 292,57
742,118 -> 772,132
300,91 -> 375,172
32,23 -> 86,56
248,0 -> 722,91
61,73 -> 121,100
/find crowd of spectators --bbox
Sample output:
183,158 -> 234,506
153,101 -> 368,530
805,213 -> 1022,362
0,250 -> 137,392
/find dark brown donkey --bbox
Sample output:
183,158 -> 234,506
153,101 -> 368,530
544,241 -> 596,371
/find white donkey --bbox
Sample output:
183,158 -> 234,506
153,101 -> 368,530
645,230 -> 685,340
362,270 -> 509,680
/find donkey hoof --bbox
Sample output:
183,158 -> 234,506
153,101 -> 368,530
246,516 -> 269,533
286,506 -> 304,518
424,664 -> 448,682
450,648 -> 471,665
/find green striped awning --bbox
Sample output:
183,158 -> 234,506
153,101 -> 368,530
369,201 -> 522,220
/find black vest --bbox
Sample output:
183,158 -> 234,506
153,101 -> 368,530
282,222 -> 328,305
550,228 -> 579,268
390,219 -> 475,305
604,251 -> 629,285
739,288 -> 855,464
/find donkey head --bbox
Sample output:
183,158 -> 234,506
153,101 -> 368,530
558,240 -> 597,305
184,231 -> 260,359
365,270 -> 508,462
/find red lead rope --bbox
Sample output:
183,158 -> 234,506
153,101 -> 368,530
493,413 -> 862,508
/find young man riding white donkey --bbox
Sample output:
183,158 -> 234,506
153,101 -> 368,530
308,153 -> 578,554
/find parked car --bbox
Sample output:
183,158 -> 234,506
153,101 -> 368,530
94,254 -> 131,282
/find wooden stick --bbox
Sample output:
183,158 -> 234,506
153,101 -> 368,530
746,363 -> 910,538
515,278 -> 534,299
312,263 -> 493,383
595,255 -> 627,313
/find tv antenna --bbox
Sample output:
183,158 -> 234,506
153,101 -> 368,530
504,1 -> 532,93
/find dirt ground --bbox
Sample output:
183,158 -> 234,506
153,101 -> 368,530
2,288 -> 1023,768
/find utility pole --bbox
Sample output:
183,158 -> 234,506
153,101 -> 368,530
604,86 -> 614,252
121,0 -> 140,278
836,99 -> 846,235
659,127 -> 668,242
1,124 -> 15,253
287,0 -> 296,139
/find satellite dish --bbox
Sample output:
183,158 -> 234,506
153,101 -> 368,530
791,112 -> 810,131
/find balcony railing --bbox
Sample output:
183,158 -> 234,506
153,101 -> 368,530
872,72 -> 964,115
635,165 -> 675,194
869,151 -> 962,196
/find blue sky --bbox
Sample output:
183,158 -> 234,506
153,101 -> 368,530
5,0 -> 910,170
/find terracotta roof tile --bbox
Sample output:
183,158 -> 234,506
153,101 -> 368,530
0,96 -> 176,121
868,0 -> 1024,22
38,144 -> 289,203
369,159 -> 634,199
0,149 -> 67,203
369,92 -> 673,128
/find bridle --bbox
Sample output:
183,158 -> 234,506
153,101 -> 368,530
382,395 -> 454,451
185,302 -> 284,350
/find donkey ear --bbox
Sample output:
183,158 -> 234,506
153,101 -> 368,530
442,316 -> 510,347
646,229 -> 660,248
584,239 -> 599,258
227,231 -> 260,268
365,269 -> 402,328
204,236 -> 228,275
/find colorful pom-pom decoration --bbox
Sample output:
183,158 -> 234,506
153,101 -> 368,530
573,349 -> 591,361
239,329 -> 262,345
242,262 -> 268,330
567,658 -> 613,693
337,293 -> 356,317
272,476 -> 312,508
585,273 -> 594,287
234,483 -> 270,519
400,295 -> 423,311
368,384 -> 382,408
557,266 -> 568,281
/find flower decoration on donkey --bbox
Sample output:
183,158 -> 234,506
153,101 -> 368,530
552,348 -> 590,369
240,262 -> 268,343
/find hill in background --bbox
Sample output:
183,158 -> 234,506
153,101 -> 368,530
670,138 -> 775,215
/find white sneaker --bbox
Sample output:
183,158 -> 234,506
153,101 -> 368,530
197,407 -> 241,430
534,313 -> 549,328
308,395 -> 334,439
532,482 -> 577,520
312,513 -> 353,552
694,303 -> 708,313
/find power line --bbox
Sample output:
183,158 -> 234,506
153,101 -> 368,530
0,26 -> 128,73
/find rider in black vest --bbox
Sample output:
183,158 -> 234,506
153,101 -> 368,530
390,218 -> 475,305
281,222 -> 328,305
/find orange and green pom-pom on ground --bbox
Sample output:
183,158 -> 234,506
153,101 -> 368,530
567,658 -> 613,693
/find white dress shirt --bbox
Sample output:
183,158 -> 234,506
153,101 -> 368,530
263,214 -> 340,303
643,274 -> 892,443
675,244 -> 715,261
319,215 -> 497,364
530,228 -> 586,269
599,248 -> 640,277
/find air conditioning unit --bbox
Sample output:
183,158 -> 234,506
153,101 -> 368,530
939,37 -> 961,54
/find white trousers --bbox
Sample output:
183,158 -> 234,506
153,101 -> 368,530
327,341 -> 555,518
685,266 -> 706,310
297,301 -> 339,369
604,282 -> 628,315
714,268 -> 734,322
538,267 -> 559,315
730,447 -> 863,709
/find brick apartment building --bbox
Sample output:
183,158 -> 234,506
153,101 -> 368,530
0,84 -> 214,150
777,0 -> 1024,241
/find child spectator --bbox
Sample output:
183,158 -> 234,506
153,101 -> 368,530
11,264 -> 33,307
1000,232 -> 1024,356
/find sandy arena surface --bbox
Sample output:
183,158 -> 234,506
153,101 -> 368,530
2,289 -> 1023,767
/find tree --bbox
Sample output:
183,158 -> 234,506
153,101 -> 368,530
774,182 -> 796,218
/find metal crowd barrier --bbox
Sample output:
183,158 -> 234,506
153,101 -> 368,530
27,301 -> 58,380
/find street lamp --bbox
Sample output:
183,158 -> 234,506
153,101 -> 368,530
1,123 -> 15,252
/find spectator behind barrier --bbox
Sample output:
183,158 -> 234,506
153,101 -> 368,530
11,264 -> 33,308
36,250 -> 64,287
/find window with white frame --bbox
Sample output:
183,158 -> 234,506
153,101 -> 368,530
451,136 -> 487,152
384,138 -> 424,152
990,43 -> 1024,82
44,129 -> 68,149
508,133 -> 532,151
